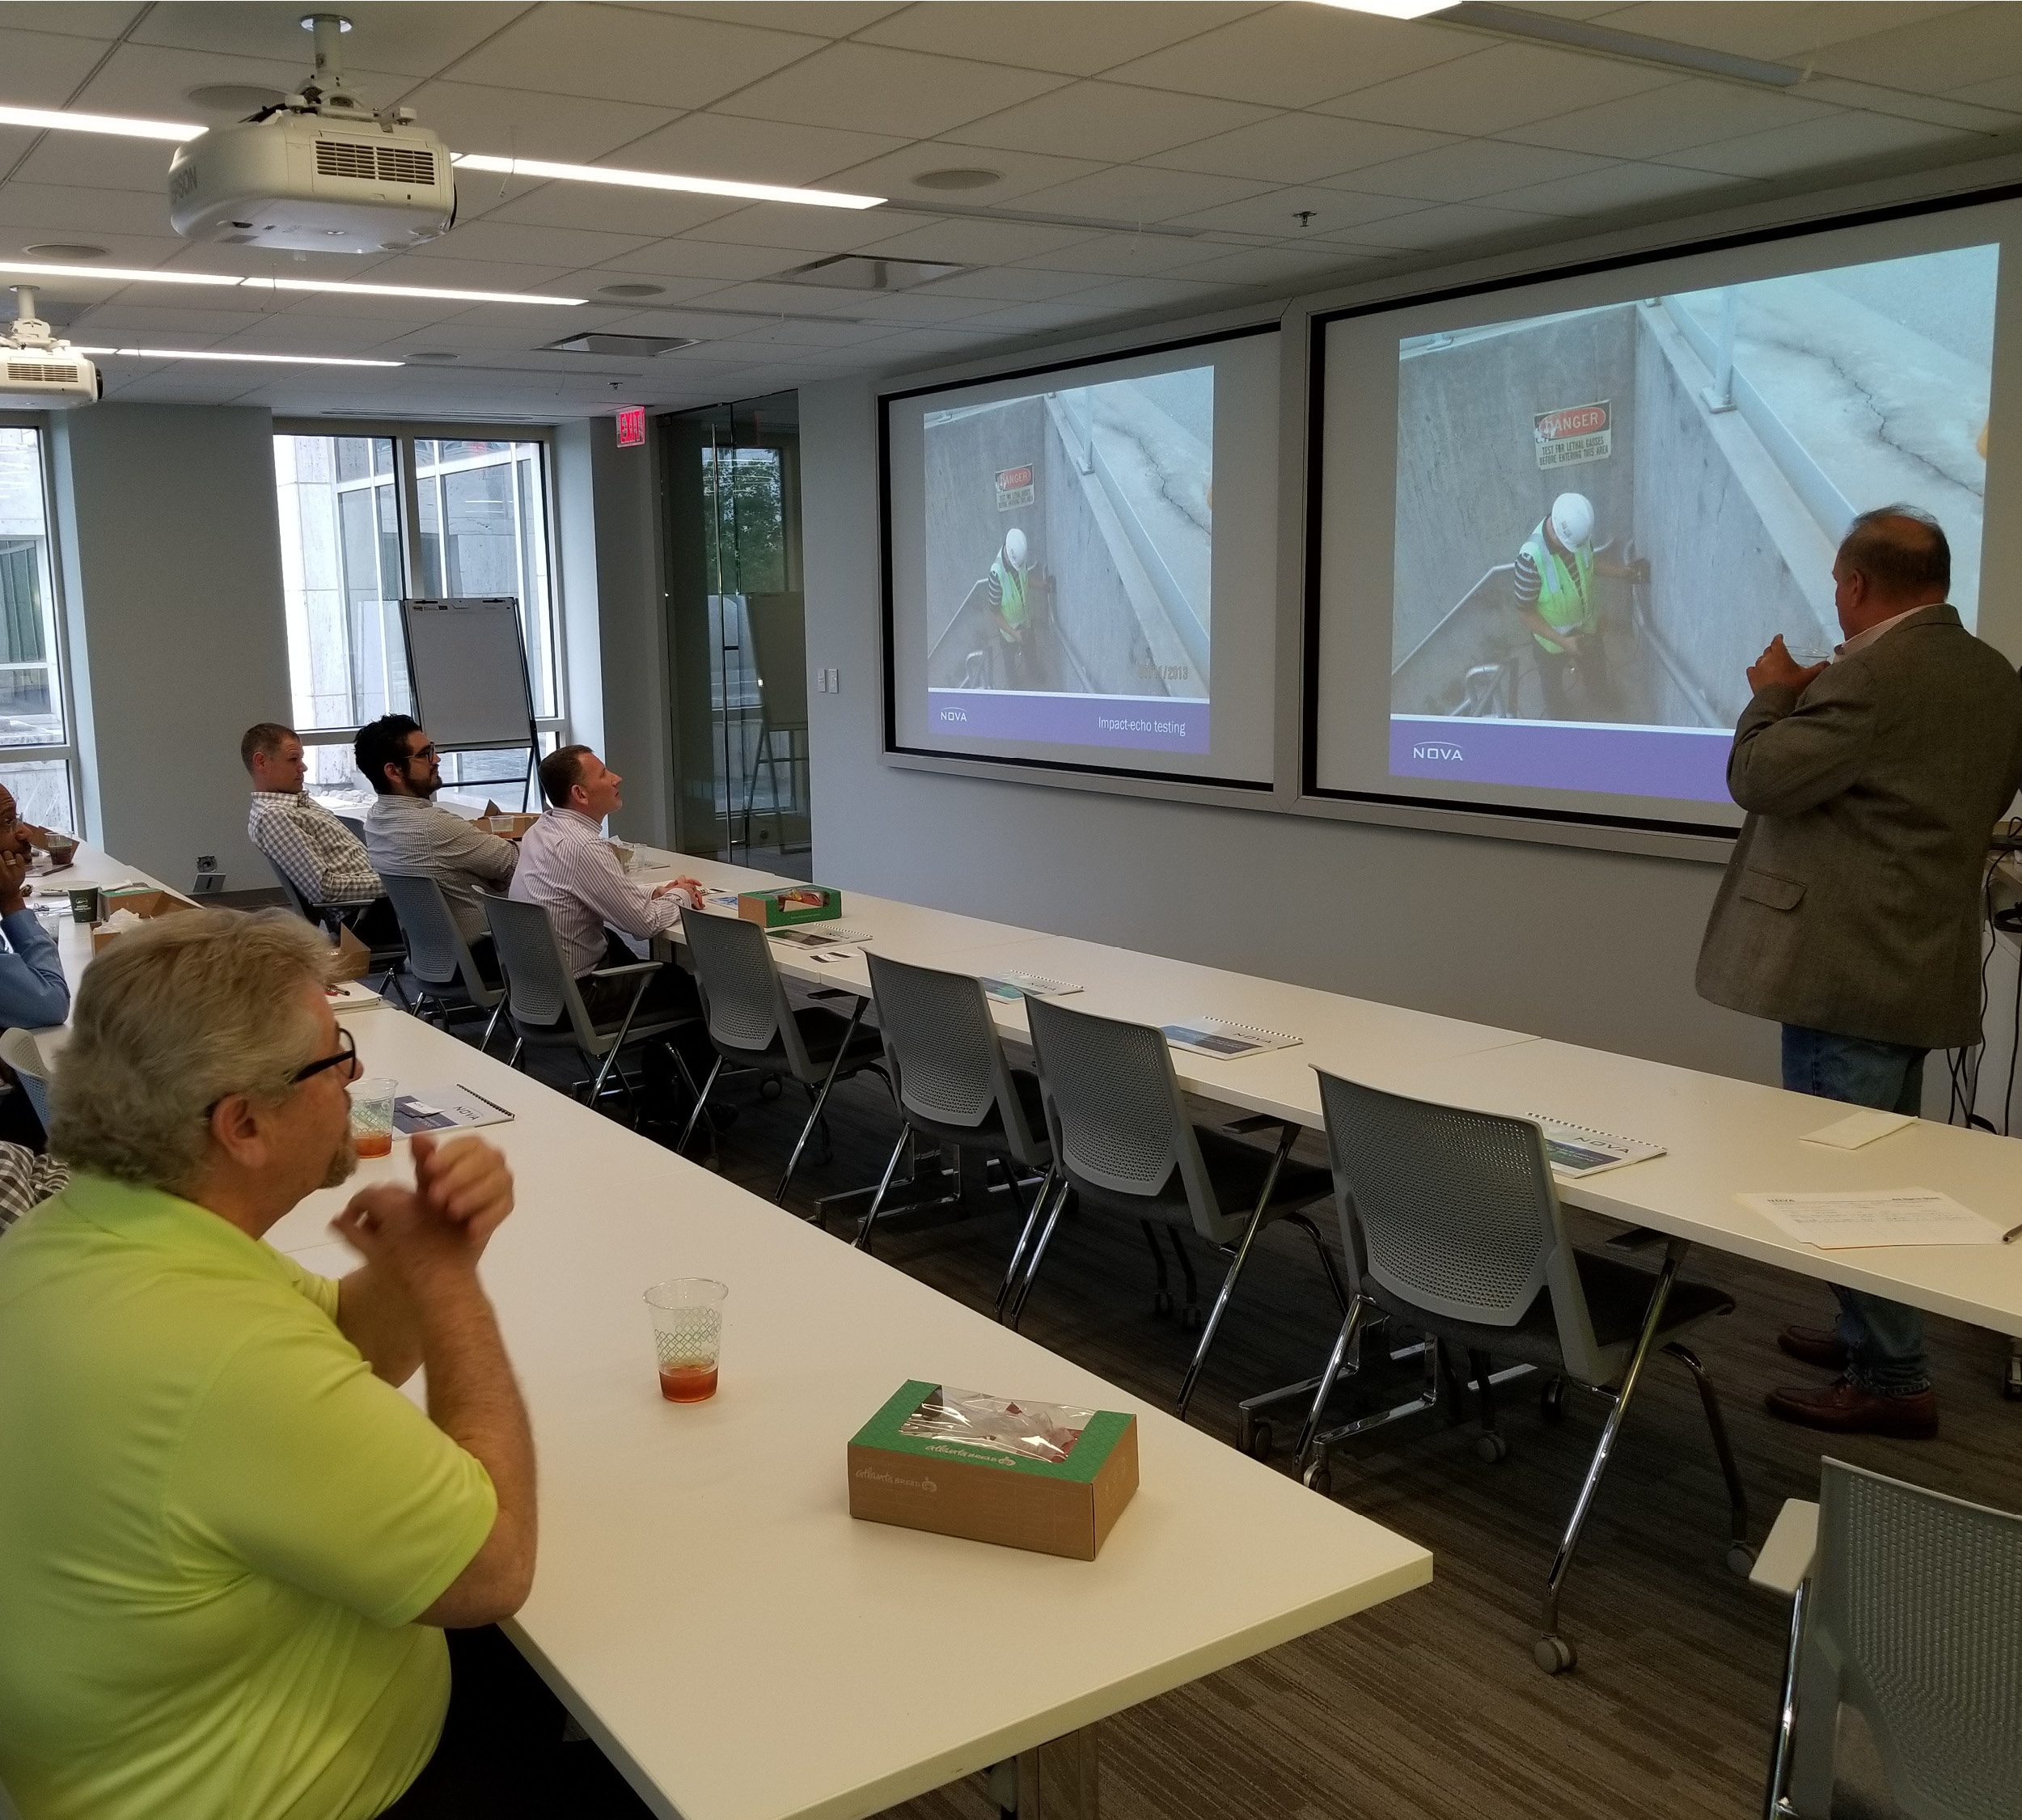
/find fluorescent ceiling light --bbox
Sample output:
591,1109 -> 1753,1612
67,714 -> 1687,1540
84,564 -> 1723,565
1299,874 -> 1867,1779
1306,0 -> 1456,18
453,153 -> 883,210
73,344 -> 401,366
0,103 -> 204,142
0,260 -> 582,307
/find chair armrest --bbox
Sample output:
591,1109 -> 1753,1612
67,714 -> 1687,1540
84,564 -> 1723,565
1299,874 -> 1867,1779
586,961 -> 661,981
807,987 -> 857,1001
1750,1499 -> 1818,1598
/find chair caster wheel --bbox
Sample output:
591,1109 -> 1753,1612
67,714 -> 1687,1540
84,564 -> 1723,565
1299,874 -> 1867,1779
1533,1634 -> 1576,1674
1301,1458 -> 1332,1496
759,1076 -> 783,1101
1152,1290 -> 1174,1319
1540,1378 -> 1567,1423
1726,1542 -> 1758,1577
1474,1433 -> 1508,1464
1180,1303 -> 1203,1332
1242,1420 -> 1274,1462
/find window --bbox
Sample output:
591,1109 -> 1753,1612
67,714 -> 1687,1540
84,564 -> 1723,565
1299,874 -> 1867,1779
0,427 -> 78,832
274,430 -> 564,795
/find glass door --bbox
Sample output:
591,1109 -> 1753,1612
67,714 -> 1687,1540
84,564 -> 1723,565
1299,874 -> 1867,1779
661,392 -> 809,875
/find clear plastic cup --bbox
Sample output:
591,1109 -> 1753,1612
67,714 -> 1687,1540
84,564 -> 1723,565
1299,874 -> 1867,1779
645,1278 -> 727,1403
348,1076 -> 396,1159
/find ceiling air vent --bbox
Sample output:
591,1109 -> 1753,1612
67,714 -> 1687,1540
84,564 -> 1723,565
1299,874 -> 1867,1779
540,333 -> 698,358
773,255 -> 969,292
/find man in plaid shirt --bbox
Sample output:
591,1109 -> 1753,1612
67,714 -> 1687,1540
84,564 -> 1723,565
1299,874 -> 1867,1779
243,724 -> 400,946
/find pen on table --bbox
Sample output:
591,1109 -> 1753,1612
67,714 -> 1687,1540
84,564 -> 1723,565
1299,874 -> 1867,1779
2003,1220 -> 2022,1244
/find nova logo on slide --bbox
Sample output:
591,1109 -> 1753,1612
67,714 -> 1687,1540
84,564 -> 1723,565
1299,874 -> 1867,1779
1411,742 -> 1464,762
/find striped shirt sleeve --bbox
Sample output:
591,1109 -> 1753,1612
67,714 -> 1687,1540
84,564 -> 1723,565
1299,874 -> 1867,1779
1512,551 -> 1542,607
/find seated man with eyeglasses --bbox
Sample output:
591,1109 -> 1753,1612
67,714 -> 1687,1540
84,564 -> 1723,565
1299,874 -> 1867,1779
0,909 -> 609,1819
357,715 -> 517,985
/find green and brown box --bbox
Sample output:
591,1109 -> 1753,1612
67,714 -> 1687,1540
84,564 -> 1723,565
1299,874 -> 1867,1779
847,1381 -> 1139,1561
737,884 -> 842,929
89,888 -> 200,952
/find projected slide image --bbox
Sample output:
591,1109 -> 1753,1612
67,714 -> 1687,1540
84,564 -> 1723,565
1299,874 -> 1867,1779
922,367 -> 1212,754
1388,243 -> 1996,803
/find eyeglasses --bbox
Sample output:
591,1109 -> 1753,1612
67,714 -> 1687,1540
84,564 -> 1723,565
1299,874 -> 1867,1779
290,1025 -> 361,1088
405,743 -> 438,764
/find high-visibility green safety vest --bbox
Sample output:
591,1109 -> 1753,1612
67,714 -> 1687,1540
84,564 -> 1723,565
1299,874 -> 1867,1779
992,554 -> 1029,632
1520,523 -> 1594,654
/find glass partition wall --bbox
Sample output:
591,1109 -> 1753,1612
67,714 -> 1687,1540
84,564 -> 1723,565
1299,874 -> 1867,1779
661,393 -> 810,876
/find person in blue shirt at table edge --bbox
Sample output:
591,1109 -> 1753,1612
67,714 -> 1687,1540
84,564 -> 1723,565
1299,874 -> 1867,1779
0,784 -> 69,1032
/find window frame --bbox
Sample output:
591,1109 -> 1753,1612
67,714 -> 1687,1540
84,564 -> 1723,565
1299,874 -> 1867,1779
273,418 -> 569,786
0,411 -> 87,833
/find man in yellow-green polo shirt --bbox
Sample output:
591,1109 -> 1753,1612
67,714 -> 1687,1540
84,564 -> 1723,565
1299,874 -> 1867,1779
0,910 -> 577,1819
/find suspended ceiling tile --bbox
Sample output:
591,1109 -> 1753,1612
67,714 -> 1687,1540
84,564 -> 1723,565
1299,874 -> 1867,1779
446,6 -> 828,110
1165,242 -> 1385,286
609,112 -> 908,187
615,5 -> 907,35
950,298 -> 1123,332
1112,8 -> 1474,108
860,215 -> 1104,265
672,202 -> 933,256
854,3 -> 1263,78
1497,77 -> 1842,159
891,263 -> 1103,303
68,42 -> 328,120
1657,109 -> 1977,178
1808,6 -> 2022,94
1004,165 -> 1274,226
1342,138 -> 1621,205
1159,182 -> 1421,237
590,236 -> 820,280
205,312 -> 418,353
1144,111 -> 1455,184
129,2 -> 530,74
1317,43 -> 1675,136
1951,71 -> 2022,112
0,181 -> 174,236
404,218 -> 659,270
945,81 -> 1276,165
7,129 -> 172,191
0,25 -> 119,108
477,182 -> 741,240
64,301 -> 273,336
0,235 -> 196,282
1333,200 -> 1556,250
1013,231 -> 1243,277
710,42 -> 1069,138
1062,273 -> 1236,312
1596,2 -> 1974,61
0,6 -> 146,41
1483,159 -> 1741,218
400,81 -> 680,164
816,144 -> 1110,210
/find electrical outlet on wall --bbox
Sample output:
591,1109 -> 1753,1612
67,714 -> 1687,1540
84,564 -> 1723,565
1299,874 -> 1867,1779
192,871 -> 225,896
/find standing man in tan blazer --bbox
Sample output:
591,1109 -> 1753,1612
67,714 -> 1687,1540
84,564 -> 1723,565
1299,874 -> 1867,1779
1698,506 -> 2022,1438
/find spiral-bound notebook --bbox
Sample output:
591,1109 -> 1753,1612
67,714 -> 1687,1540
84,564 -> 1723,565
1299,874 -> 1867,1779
1162,1018 -> 1301,1060
1533,1116 -> 1665,1179
979,972 -> 1081,1002
768,925 -> 873,950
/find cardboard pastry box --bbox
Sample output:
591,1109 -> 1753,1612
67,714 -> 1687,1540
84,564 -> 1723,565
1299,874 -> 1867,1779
90,889 -> 200,951
738,884 -> 842,929
848,1381 -> 1138,1560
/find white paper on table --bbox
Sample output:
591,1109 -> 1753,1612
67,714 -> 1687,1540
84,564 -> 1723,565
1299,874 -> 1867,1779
1800,1109 -> 1914,1151
1741,1187 -> 2001,1249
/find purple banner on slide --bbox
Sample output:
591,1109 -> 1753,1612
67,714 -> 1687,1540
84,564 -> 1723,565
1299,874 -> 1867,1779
1390,715 -> 1734,803
929,689 -> 1211,754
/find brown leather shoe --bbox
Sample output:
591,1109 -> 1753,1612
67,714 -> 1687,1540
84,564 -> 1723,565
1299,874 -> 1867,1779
1777,1325 -> 1850,1371
1766,1378 -> 1938,1438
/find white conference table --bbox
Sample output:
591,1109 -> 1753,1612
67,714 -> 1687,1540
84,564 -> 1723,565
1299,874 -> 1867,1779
49,848 -> 1433,1820
628,842 -> 2022,1341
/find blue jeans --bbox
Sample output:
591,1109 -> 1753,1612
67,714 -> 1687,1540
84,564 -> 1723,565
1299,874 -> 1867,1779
1781,1025 -> 1931,1396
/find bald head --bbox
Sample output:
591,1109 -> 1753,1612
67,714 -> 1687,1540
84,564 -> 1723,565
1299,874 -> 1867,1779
1834,506 -> 1949,633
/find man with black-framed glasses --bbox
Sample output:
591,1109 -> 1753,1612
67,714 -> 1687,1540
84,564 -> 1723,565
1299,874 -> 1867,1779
0,908 -> 560,1820
357,714 -> 516,976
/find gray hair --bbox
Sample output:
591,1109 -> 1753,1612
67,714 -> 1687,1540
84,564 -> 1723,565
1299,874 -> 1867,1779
1839,504 -> 1950,600
49,909 -> 335,1194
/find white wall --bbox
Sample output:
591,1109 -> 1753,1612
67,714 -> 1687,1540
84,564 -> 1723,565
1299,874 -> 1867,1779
554,419 -> 669,846
52,403 -> 292,892
802,375 -> 1780,1085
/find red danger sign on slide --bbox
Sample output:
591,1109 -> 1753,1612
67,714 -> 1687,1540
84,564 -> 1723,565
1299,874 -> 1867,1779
995,463 -> 1035,510
1533,401 -> 1610,468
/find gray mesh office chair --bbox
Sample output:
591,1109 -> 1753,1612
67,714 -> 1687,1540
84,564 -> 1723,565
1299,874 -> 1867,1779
0,1026 -> 53,1130
1300,1069 -> 1748,1674
1018,996 -> 1346,1422
1764,1459 -> 2022,1820
479,890 -> 701,1119
676,908 -> 887,1204
859,952 -> 1052,1307
381,871 -> 505,1052
261,852 -> 408,1005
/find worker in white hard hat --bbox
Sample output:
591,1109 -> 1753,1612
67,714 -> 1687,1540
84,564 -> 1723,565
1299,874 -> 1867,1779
984,526 -> 1033,688
1512,491 -> 1648,718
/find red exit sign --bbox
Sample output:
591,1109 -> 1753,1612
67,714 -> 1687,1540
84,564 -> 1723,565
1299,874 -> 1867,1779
615,405 -> 646,447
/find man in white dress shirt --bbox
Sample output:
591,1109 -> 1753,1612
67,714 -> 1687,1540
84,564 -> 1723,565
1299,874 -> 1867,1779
510,746 -> 706,1030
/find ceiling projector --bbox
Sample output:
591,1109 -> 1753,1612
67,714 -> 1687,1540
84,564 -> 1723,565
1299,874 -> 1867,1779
0,287 -> 100,410
167,13 -> 456,255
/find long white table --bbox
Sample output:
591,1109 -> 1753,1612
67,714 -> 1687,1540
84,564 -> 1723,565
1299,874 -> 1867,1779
46,845 -> 1433,1820
632,842 -> 2022,1341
